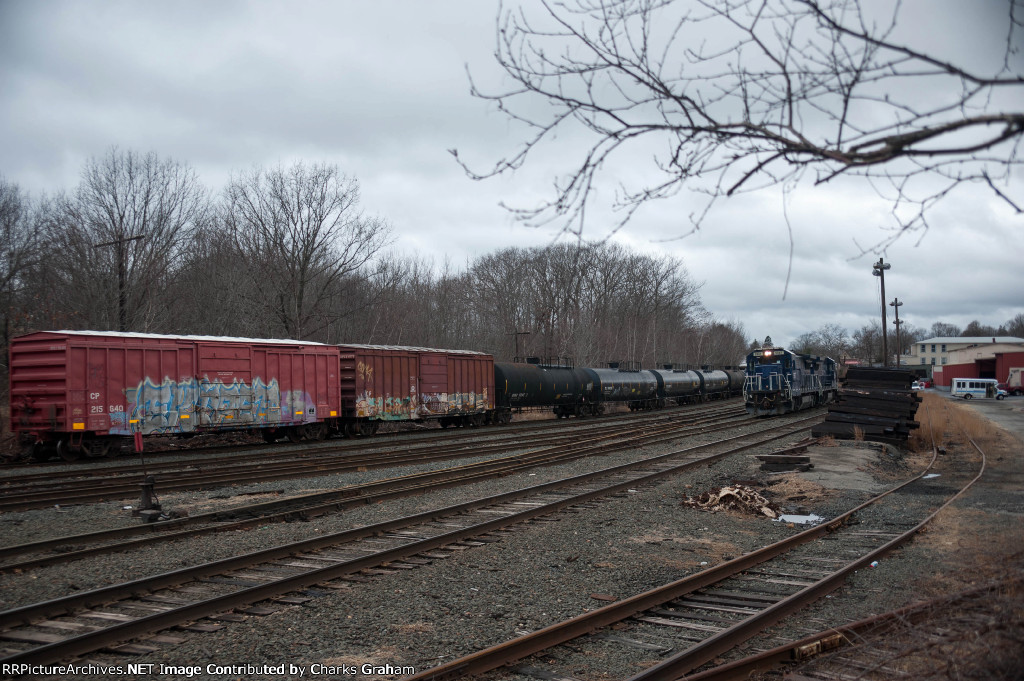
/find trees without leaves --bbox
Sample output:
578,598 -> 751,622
3,150 -> 746,368
0,177 -> 42,371
224,162 -> 391,340
1001,313 -> 1024,337
930,321 -> 962,338
46,148 -> 208,331
791,322 -> 849,359
963,320 -> 999,337
460,0 -> 1023,244
462,243 -> 718,367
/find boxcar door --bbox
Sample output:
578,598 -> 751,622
196,343 -> 254,428
419,354 -> 449,416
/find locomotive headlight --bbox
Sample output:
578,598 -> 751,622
763,350 -> 773,357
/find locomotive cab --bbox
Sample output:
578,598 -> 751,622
744,345 -> 837,416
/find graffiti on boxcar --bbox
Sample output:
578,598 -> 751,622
117,376 -> 313,435
419,390 -> 489,416
354,391 -> 417,420
419,393 -> 446,415
357,361 -> 374,382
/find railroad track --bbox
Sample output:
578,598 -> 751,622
669,421 -> 1003,681
0,416 -> 817,665
2,403 -> 710,483
401,424 -> 984,681
679,575 -> 1022,681
3,401 -> 729,469
0,405 -> 748,512
0,406 -> 781,572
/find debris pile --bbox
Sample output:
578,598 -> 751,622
682,485 -> 779,518
812,367 -> 921,446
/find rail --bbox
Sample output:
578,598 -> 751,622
404,415 -> 982,681
0,418 -> 817,665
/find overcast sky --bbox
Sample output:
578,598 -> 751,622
1,0 -> 1021,349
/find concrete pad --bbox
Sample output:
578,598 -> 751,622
797,441 -> 897,493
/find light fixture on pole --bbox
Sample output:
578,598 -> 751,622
890,298 -> 903,367
872,258 -> 891,367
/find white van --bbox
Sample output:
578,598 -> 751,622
951,378 -> 1007,400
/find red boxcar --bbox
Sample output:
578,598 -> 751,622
8,331 -> 340,460
336,344 -> 494,435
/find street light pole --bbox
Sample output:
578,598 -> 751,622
94,233 -> 145,332
872,258 -> 891,367
890,298 -> 903,367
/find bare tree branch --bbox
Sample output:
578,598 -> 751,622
457,0 -> 1024,243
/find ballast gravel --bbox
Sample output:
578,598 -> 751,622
1,408 -> 1020,681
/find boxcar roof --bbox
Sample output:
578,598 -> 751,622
337,343 -> 490,356
24,330 -> 331,346
18,332 -> 492,355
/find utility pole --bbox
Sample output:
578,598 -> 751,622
512,331 -> 531,362
872,258 -> 891,367
890,298 -> 903,367
94,233 -> 145,332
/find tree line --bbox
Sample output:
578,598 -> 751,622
0,148 -> 747,380
787,317 -> 1024,365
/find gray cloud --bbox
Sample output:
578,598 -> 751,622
1,0 -> 1020,348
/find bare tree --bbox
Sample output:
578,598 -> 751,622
47,148 -> 208,331
930,321 -> 961,338
851,321 -> 883,363
791,322 -> 848,359
791,331 -> 820,355
224,162 -> 391,340
459,0 -> 1023,244
700,320 -> 748,366
897,322 -> 927,355
461,242 -> 706,365
817,322 -> 850,359
1000,313 -> 1024,337
471,248 -> 537,356
171,222 -> 257,337
962,320 -> 998,337
354,253 -> 434,346
0,177 -> 42,371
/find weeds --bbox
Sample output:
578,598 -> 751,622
910,392 -> 1004,452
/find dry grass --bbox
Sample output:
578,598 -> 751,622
764,475 -> 837,505
910,392 -> 1005,452
627,531 -> 740,565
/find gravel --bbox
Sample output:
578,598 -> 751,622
2,405 -> 1020,681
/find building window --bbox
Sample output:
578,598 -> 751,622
941,344 -> 947,352
931,344 -> 936,352
920,344 -> 926,353
931,358 -> 936,365
942,358 -> 947,364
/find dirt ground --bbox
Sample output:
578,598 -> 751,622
748,392 -> 1024,678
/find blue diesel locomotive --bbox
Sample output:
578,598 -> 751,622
743,345 -> 838,416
